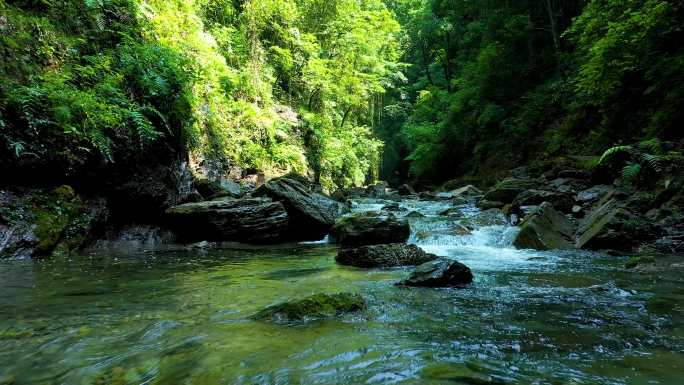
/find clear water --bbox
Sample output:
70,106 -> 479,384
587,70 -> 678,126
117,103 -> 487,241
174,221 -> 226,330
1,199 -> 683,385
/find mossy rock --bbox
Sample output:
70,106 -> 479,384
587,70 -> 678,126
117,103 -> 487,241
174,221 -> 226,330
1,187 -> 107,258
624,255 -> 656,269
253,293 -> 365,323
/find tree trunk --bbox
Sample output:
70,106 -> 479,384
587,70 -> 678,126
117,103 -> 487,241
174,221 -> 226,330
340,105 -> 352,129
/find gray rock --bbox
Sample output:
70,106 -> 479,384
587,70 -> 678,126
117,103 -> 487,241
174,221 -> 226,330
513,202 -> 576,250
513,189 -> 574,213
330,212 -> 410,247
166,198 -> 290,243
88,225 -> 176,252
336,244 -> 438,268
575,199 -> 660,251
254,175 -> 342,240
576,185 -> 613,204
366,183 -> 388,198
449,185 -> 483,200
0,188 -> 108,259
399,259 -> 473,288
483,178 -> 540,203
220,178 -> 243,197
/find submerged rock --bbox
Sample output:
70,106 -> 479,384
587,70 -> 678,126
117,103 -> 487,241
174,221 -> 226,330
406,210 -> 425,218
513,202 -> 576,250
166,198 -> 290,243
253,175 -> 343,240
625,255 -> 656,269
336,244 -> 438,268
399,259 -> 473,288
330,212 -> 410,247
253,293 -> 365,323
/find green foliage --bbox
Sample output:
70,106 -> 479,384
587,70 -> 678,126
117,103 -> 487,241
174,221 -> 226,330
380,0 -> 684,185
595,140 -> 665,186
1,0 -> 401,189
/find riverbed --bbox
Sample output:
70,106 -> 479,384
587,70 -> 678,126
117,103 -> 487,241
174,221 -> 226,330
1,198 -> 683,385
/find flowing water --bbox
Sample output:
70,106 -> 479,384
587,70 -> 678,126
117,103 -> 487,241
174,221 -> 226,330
1,198 -> 683,385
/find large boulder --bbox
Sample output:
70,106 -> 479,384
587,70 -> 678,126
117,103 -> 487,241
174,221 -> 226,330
576,199 -> 661,251
253,175 -> 343,240
330,212 -> 411,247
513,202 -> 576,250
253,293 -> 365,323
482,178 -> 540,204
399,259 -> 473,288
193,177 -> 233,200
512,189 -> 575,213
88,225 -> 176,252
0,187 -> 108,259
219,178 -> 243,197
365,182 -> 388,198
166,197 -> 290,244
105,154 -> 197,220
336,244 -> 438,268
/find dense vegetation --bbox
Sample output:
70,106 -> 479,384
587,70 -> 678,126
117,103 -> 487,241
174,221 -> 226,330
0,0 -> 399,190
381,0 -> 684,185
1,0 -> 683,190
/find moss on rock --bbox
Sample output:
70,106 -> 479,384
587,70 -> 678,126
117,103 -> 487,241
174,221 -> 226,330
625,255 -> 656,269
253,293 -> 365,323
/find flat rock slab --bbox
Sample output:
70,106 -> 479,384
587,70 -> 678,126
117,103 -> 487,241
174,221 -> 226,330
399,259 -> 473,288
253,293 -> 365,323
166,197 -> 290,243
336,243 -> 438,268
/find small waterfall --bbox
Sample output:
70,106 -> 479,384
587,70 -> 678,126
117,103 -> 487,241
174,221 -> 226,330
344,197 -> 551,270
397,199 -> 551,271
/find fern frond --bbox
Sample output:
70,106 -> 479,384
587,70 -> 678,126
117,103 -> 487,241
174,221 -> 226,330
621,162 -> 641,182
597,145 -> 633,166
639,138 -> 662,155
128,109 -> 160,145
640,153 -> 663,173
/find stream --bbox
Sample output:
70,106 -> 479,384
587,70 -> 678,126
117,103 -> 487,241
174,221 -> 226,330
1,198 -> 683,385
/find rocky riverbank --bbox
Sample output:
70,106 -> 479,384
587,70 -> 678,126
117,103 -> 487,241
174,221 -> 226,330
2,143 -> 682,259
